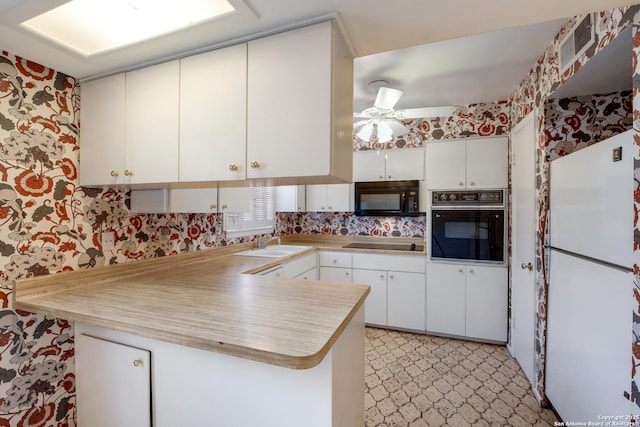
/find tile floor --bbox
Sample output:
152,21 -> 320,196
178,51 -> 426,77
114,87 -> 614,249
364,327 -> 559,426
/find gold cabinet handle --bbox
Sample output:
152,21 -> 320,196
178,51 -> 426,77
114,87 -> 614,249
124,169 -> 133,177
458,181 -> 464,186
211,204 -> 217,210
133,359 -> 143,367
521,262 -> 533,271
250,161 -> 260,169
469,181 -> 476,186
222,204 -> 228,209
469,269 -> 475,274
389,275 -> 394,279
229,163 -> 239,172
345,272 -> 350,277
458,268 -> 464,273
110,170 -> 119,177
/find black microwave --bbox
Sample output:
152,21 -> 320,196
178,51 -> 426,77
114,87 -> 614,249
354,181 -> 421,216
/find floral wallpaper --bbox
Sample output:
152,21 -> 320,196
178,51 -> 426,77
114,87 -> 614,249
545,90 -> 633,161
275,212 -> 425,237
509,5 -> 639,405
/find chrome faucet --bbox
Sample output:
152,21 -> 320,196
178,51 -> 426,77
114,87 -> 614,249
256,235 -> 281,249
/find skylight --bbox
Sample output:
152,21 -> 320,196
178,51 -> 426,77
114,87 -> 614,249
21,0 -> 237,56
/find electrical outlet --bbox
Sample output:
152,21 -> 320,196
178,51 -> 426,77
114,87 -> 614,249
101,231 -> 116,251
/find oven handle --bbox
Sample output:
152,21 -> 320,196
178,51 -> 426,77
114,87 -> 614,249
431,206 -> 505,210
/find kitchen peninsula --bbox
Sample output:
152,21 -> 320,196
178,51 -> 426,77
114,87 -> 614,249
12,243 -> 370,427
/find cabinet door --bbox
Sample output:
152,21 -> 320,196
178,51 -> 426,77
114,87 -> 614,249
218,187 -> 251,212
247,21 -> 334,179
76,334 -> 151,427
466,265 -> 508,341
353,269 -> 387,326
306,185 -> 327,211
319,266 -> 352,283
353,150 -> 386,182
466,137 -> 508,188
387,271 -> 426,331
425,140 -> 466,189
325,184 -> 352,211
125,60 -> 180,184
169,188 -> 218,213
79,73 -> 125,186
180,44 -> 247,182
385,148 -> 424,181
275,185 -> 306,212
130,189 -> 168,213
426,263 -> 466,335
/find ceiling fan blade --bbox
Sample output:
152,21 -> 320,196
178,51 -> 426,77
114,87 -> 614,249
396,106 -> 457,119
386,119 -> 410,136
374,87 -> 403,110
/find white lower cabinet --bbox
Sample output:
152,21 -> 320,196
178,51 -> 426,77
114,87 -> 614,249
319,251 -> 353,283
352,269 -> 387,326
426,263 -> 507,342
295,266 -> 318,280
352,253 -> 426,330
76,334 -> 151,427
319,266 -> 352,283
282,252 -> 317,278
387,271 -> 427,331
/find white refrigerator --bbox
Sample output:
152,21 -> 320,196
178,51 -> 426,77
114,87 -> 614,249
547,130 -> 635,421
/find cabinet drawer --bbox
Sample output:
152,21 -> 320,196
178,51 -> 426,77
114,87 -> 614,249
319,251 -> 352,268
319,266 -> 352,283
352,253 -> 425,273
283,253 -> 317,278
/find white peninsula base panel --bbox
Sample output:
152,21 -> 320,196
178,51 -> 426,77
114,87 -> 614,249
76,307 -> 365,427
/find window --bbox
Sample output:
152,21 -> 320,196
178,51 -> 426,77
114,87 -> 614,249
224,186 -> 275,238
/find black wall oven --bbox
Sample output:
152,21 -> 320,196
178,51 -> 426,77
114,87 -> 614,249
430,190 -> 505,264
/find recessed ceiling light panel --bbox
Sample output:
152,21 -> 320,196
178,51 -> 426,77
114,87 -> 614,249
21,0 -> 237,56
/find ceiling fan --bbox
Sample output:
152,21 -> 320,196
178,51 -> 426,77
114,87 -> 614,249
353,80 -> 456,143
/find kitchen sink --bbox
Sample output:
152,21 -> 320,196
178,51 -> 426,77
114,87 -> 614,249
233,245 -> 312,258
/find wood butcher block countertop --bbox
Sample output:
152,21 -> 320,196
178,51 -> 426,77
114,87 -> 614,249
12,236 -> 423,369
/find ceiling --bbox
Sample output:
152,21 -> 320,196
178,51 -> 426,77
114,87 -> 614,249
0,0 -> 636,110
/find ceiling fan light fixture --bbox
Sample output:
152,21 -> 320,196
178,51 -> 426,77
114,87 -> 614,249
376,121 -> 394,143
356,123 -> 374,141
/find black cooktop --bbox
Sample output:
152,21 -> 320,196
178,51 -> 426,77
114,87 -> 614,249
343,242 -> 424,252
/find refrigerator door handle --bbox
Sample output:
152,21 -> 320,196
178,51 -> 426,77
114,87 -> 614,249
548,246 -> 633,273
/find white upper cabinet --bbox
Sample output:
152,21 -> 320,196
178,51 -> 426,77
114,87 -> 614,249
246,20 -> 353,182
179,44 -> 247,182
80,73 -> 125,186
426,137 -> 507,189
218,187 -> 251,213
306,184 -> 352,212
353,148 -> 424,182
275,185 -> 306,212
125,60 -> 180,184
169,188 -> 218,213
465,137 -> 508,189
